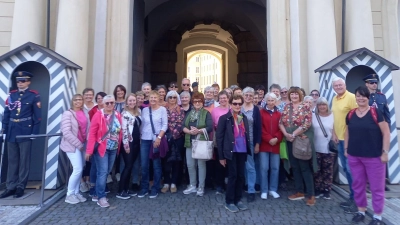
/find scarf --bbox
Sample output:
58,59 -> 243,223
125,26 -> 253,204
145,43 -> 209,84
189,108 -> 202,122
231,109 -> 245,139
204,99 -> 215,107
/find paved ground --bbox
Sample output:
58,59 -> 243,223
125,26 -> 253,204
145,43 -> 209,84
29,182 -> 375,225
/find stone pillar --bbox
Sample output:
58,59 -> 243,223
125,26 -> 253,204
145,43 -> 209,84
10,0 -> 46,49
345,0 -> 375,51
267,0 -> 290,87
104,0 -> 133,94
306,0 -> 337,91
55,0 -> 90,93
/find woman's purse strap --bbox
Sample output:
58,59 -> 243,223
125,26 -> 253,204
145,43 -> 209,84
100,110 -> 115,142
315,112 -> 328,138
149,107 -> 157,135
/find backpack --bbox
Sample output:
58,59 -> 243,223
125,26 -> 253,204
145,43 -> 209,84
347,106 -> 378,125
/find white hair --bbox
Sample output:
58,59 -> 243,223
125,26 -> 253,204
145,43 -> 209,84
331,76 -> 345,85
242,87 -> 255,95
103,95 -> 115,102
180,91 -> 191,99
166,90 -> 181,105
304,96 -> 313,102
315,97 -> 331,114
141,82 -> 151,90
182,78 -> 190,83
204,86 -> 214,93
264,92 -> 278,101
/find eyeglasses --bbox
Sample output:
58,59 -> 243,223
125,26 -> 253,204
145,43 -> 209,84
244,94 -> 254,98
105,102 -> 115,106
16,79 -> 29,83
280,91 -> 288,94
231,102 -> 243,106
193,100 -> 202,104
170,86 -> 177,88
369,82 -> 378,85
182,84 -> 190,86
311,93 -> 319,96
168,96 -> 177,99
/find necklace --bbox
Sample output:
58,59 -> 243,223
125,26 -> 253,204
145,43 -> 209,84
357,107 -> 369,115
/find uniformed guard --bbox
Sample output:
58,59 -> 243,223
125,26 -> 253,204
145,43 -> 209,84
363,73 -> 391,124
0,71 -> 42,198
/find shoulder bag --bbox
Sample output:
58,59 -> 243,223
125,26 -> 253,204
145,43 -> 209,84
290,104 -> 312,160
314,112 -> 337,153
192,129 -> 213,160
94,110 -> 115,153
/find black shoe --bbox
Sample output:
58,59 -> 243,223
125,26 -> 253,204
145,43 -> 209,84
344,205 -> 358,214
105,186 -> 110,194
0,189 -> 16,198
351,212 -> 365,223
323,190 -> 331,199
243,184 -> 248,193
315,190 -> 323,199
131,183 -> 140,192
368,218 -> 384,225
14,188 -> 24,198
116,191 -> 131,200
247,193 -> 255,203
340,198 -> 354,208
255,184 -> 260,193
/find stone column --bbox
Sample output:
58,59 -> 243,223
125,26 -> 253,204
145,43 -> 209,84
267,0 -> 290,87
104,0 -> 133,94
345,0 -> 375,51
10,0 -> 46,49
55,0 -> 90,93
306,0 -> 337,91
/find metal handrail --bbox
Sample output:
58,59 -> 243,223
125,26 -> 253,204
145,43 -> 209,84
16,133 -> 62,207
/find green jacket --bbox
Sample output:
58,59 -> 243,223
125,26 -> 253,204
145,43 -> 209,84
184,108 -> 208,148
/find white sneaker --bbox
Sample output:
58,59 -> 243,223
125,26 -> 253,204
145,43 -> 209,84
107,175 -> 113,183
75,193 -> 87,202
183,185 -> 197,194
116,173 -> 121,182
79,183 -> 89,193
65,194 -> 80,204
261,193 -> 268,200
196,187 -> 204,197
269,191 -> 280,199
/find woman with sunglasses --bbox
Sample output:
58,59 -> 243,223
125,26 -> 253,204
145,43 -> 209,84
216,94 -> 252,213
161,91 -> 185,193
86,95 -> 123,208
182,93 -> 213,197
280,87 -> 289,105
61,94 -> 89,204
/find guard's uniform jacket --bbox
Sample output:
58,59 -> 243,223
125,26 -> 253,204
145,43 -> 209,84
369,91 -> 390,125
2,88 -> 42,142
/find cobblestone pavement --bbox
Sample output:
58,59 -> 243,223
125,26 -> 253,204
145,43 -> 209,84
0,205 -> 39,225
29,183 -> 375,225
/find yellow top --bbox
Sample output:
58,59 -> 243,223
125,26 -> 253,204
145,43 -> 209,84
331,90 -> 358,140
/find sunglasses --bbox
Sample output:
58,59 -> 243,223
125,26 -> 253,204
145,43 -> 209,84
231,102 -> 243,106
16,79 -> 29,83
170,86 -> 177,88
193,100 -> 202,104
311,93 -> 319,96
168,96 -> 177,99
182,84 -> 190,86
105,102 -> 115,106
369,82 -> 378,85
280,91 -> 288,94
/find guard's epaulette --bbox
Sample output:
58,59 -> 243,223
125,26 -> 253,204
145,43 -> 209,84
9,90 -> 17,93
376,91 -> 384,95
29,89 -> 39,94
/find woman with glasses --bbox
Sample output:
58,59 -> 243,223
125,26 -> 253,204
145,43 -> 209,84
280,87 -> 289,105
241,87 -> 261,202
138,91 -> 168,199
217,94 -> 252,213
168,81 -> 178,92
204,86 -> 216,112
116,94 -> 141,200
255,85 -> 266,106
161,91 -> 185,193
61,94 -> 89,204
86,95 -> 123,208
182,93 -> 213,197
180,91 -> 192,117
157,85 -> 168,107
309,90 -> 320,111
82,88 -> 95,114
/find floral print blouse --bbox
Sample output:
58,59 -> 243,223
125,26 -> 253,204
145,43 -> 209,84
167,105 -> 185,139
280,102 -> 312,131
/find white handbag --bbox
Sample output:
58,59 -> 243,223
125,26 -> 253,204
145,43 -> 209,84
191,129 -> 213,160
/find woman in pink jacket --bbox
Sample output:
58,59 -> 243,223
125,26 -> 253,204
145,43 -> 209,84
85,95 -> 123,208
60,94 -> 89,204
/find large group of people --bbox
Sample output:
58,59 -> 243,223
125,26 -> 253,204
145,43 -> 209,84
0,71 -> 390,225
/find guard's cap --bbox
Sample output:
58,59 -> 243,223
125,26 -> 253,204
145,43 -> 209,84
192,82 -> 199,88
13,71 -> 33,80
363,74 -> 379,83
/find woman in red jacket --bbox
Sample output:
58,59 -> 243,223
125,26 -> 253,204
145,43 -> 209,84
259,92 -> 283,200
85,95 -> 123,208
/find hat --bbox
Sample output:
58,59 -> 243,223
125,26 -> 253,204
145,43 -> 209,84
192,82 -> 199,88
363,74 -> 379,83
13,71 -> 33,80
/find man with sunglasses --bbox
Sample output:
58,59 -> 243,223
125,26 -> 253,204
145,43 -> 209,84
168,81 -> 178,92
363,74 -> 390,125
0,71 -> 42,199
180,78 -> 193,96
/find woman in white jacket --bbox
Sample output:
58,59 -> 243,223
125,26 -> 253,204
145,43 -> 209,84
116,93 -> 142,199
60,94 -> 89,204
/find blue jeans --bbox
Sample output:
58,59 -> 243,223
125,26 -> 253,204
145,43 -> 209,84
140,140 -> 162,193
259,152 -> 280,193
94,149 -> 117,199
338,140 -> 354,199
245,145 -> 259,193
89,157 -> 97,196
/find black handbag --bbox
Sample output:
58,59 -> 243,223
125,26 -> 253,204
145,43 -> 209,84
94,110 -> 115,152
314,112 -> 337,153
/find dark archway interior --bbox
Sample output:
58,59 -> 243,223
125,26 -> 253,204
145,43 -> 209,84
135,0 -> 268,89
346,65 -> 376,94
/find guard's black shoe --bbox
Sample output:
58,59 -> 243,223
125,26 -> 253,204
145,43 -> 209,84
0,189 -> 16,198
351,212 -> 365,223
14,188 -> 24,198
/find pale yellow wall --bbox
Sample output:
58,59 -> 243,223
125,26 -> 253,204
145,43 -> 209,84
371,0 -> 384,56
0,0 -> 14,55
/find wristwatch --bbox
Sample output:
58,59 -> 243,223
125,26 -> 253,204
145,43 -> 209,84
157,136 -> 162,140
383,150 -> 389,154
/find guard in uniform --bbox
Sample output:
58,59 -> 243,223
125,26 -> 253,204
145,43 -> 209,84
0,71 -> 42,198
